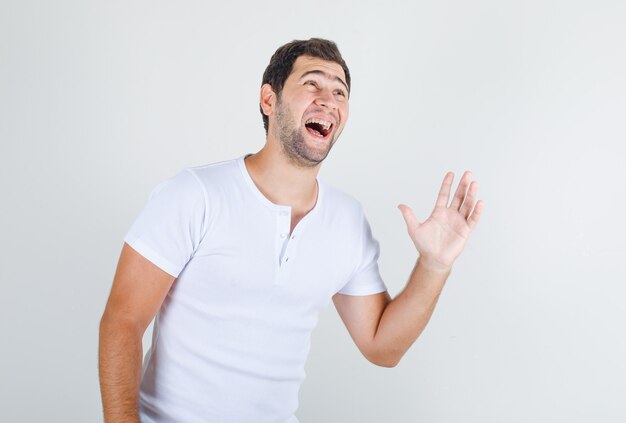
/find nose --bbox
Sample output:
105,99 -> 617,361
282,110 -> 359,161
315,88 -> 338,110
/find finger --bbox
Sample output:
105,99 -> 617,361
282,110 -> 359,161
468,199 -> 484,230
434,172 -> 454,209
449,171 -> 472,210
459,181 -> 478,219
397,204 -> 421,233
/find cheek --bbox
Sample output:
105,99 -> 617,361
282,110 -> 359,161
340,105 -> 349,124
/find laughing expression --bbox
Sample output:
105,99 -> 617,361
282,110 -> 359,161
269,55 -> 350,167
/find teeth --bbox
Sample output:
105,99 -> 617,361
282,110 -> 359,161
305,117 -> 332,131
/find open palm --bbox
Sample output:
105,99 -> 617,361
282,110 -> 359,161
398,171 -> 483,272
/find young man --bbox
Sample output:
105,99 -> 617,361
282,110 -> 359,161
99,38 -> 483,423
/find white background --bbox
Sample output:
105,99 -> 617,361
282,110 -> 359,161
1,0 -> 625,421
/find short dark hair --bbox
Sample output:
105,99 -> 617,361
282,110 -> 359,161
260,38 -> 351,133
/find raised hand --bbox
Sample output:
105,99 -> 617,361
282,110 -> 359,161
398,171 -> 483,272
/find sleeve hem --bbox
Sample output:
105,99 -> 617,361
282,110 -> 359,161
124,235 -> 181,278
337,285 -> 387,296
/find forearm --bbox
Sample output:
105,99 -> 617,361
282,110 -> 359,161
98,315 -> 144,423
370,257 -> 450,367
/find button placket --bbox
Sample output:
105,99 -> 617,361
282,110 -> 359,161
276,207 -> 292,270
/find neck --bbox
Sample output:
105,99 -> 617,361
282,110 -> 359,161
244,141 -> 320,211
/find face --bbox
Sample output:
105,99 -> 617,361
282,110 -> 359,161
267,56 -> 350,168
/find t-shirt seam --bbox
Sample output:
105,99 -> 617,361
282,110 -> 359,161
184,167 -> 211,251
341,205 -> 366,290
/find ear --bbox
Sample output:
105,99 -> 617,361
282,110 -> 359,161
260,83 -> 276,117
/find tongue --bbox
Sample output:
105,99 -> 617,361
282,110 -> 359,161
307,127 -> 323,137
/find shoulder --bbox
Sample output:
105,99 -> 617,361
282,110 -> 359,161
185,157 -> 241,189
159,156 -> 242,201
145,157 -> 242,212
318,180 -> 366,221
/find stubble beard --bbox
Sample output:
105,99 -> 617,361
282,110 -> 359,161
274,98 -> 339,168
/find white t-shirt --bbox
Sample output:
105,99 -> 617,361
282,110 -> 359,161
125,156 -> 387,423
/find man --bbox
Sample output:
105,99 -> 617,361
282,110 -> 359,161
99,38 -> 483,423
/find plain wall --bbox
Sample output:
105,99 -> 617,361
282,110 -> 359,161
1,0 -> 625,421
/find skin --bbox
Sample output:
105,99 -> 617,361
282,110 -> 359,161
98,54 -> 483,422
272,64 -> 347,168
99,244 -> 175,423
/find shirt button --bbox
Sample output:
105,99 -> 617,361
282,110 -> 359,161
280,210 -> 289,216
285,257 -> 289,262
280,233 -> 287,239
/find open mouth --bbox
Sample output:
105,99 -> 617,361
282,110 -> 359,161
304,117 -> 334,139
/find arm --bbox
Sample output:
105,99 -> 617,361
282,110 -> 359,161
333,259 -> 449,368
334,171 -> 483,367
99,243 -> 175,422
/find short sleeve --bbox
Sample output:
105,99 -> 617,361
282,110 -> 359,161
338,210 -> 387,296
124,169 -> 207,277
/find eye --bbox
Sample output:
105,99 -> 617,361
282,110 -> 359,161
304,80 -> 319,88
334,89 -> 346,98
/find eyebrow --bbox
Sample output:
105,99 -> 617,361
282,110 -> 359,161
299,70 -> 349,93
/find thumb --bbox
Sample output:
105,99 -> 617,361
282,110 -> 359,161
397,204 -> 421,233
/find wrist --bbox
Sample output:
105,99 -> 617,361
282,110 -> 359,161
417,255 -> 453,274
